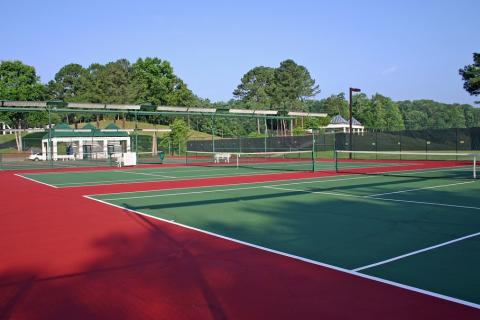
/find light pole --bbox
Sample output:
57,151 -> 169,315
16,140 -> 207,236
349,87 -> 361,159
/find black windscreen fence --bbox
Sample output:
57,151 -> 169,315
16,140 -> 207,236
187,133 -> 335,153
188,128 -> 480,156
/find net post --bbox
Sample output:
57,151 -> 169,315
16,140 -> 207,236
334,150 -> 338,173
474,155 -> 477,179
312,132 -> 316,172
264,116 -> 268,153
236,153 -> 239,169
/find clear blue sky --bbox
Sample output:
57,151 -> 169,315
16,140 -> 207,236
1,0 -> 478,105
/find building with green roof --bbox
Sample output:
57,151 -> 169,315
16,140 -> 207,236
41,123 -> 131,160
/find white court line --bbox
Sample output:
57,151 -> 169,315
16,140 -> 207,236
120,170 -> 177,179
14,173 -> 58,188
84,195 -> 480,310
94,166 -> 474,200
353,231 -> 480,272
54,169 -> 301,187
23,160 -> 469,188
98,175 -> 376,201
54,162 -> 343,187
264,185 -> 480,211
86,173 -> 366,197
98,174 -> 480,211
368,181 -> 476,197
367,197 -> 480,211
263,185 -> 361,198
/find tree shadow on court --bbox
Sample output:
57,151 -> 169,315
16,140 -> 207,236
116,183 -> 480,271
1,181 -> 479,319
0,214 -> 235,320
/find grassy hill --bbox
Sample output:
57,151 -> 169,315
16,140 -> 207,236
76,120 -> 214,139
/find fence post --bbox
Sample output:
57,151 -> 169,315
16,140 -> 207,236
211,114 -> 215,153
312,132 -> 316,172
456,128 -> 458,160
399,131 -> 402,160
264,116 -> 267,153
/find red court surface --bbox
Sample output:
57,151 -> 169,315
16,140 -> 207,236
1,167 -> 479,320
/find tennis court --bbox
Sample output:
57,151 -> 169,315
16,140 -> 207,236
5,149 -> 480,317
85,165 -> 480,308
17,157 -> 407,188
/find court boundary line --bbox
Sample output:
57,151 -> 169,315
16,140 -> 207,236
19,161 -> 468,188
83,194 -> 480,310
35,167 -> 323,188
87,166 -> 470,198
95,175 -> 374,201
120,170 -> 177,179
367,181 -> 476,197
14,173 -> 58,188
368,196 -> 480,211
93,175 -> 480,212
261,185 -> 480,210
86,173 -> 368,197
353,231 -> 480,272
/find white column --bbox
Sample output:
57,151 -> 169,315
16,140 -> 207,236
78,140 -> 84,159
103,139 -> 108,158
126,138 -> 131,152
52,140 -> 57,160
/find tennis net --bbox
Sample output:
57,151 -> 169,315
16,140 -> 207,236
334,150 -> 479,179
185,150 -> 315,172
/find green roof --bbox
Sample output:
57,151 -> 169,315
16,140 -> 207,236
53,123 -> 71,129
105,123 -> 120,130
82,123 -> 97,130
43,124 -> 129,139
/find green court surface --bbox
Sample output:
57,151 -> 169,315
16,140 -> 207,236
89,170 -> 480,306
19,160 -> 405,188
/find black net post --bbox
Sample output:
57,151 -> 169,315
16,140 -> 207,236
399,131 -> 402,160
312,132 -> 316,172
264,116 -> 267,153
47,108 -> 53,168
134,111 -> 138,153
456,128 -> 458,160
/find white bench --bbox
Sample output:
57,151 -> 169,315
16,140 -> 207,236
214,153 -> 231,163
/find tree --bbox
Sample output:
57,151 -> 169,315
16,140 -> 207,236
292,126 -> 306,136
132,57 -> 196,106
0,60 -> 45,101
352,93 -> 370,124
272,59 -> 320,111
318,93 -> 349,118
459,53 -> 480,100
0,60 -> 46,150
304,116 -> 330,129
162,118 -> 190,154
233,60 -> 320,135
375,95 -> 405,131
26,111 -> 60,128
402,109 -> 428,130
233,66 -> 275,106
47,63 -> 89,101
358,94 -> 388,130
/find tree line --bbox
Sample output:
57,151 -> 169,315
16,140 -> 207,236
0,54 -> 479,137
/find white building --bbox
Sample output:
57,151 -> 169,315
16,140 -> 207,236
41,123 -> 131,160
324,115 -> 365,134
